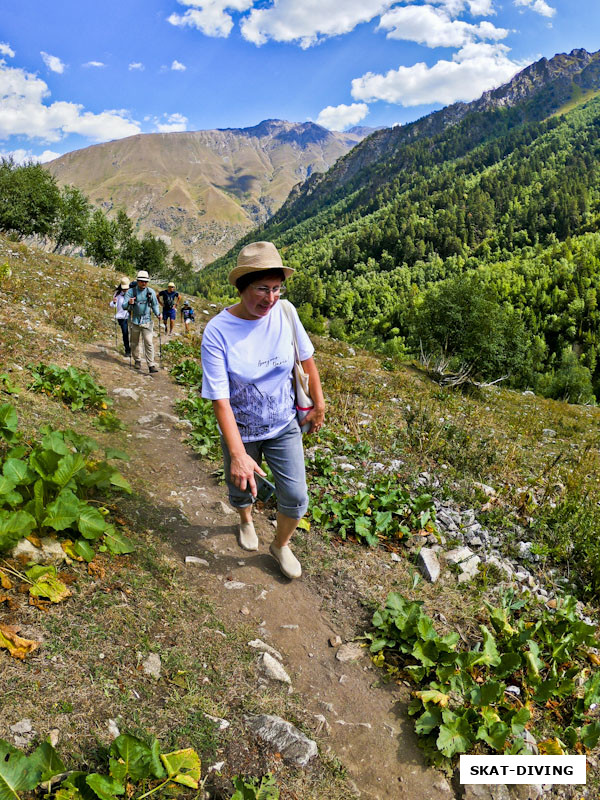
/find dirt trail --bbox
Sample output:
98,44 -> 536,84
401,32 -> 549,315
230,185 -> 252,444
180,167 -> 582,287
89,337 -> 455,800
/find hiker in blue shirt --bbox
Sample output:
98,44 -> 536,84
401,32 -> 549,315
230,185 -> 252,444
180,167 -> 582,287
123,270 -> 161,374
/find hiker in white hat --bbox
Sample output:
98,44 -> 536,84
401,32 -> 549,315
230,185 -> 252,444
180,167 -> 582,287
109,276 -> 131,357
201,241 -> 325,580
122,271 -> 161,374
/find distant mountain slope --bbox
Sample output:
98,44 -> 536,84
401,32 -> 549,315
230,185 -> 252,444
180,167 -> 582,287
194,48 -> 600,398
45,120 -> 372,266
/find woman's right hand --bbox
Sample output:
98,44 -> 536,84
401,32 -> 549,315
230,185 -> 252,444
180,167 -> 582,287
229,452 -> 266,496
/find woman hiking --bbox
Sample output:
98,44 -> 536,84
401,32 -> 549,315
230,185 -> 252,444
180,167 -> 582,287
110,276 -> 131,357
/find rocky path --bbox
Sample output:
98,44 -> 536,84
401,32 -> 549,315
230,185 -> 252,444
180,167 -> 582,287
88,338 -> 455,800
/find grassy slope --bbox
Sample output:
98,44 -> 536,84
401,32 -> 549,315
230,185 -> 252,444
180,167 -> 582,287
1,236 -> 600,795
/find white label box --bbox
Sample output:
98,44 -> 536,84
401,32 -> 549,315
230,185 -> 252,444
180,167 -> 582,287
460,755 -> 586,785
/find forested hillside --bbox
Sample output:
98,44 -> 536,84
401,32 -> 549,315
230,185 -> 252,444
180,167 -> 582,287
194,50 -> 600,403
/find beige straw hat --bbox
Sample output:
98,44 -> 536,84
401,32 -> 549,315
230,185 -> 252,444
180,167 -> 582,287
228,241 -> 294,286
119,276 -> 130,290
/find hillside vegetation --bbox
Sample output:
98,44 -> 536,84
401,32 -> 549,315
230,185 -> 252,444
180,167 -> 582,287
195,58 -> 600,403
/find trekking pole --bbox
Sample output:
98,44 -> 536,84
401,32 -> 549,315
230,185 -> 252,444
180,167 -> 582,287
158,317 -> 163,369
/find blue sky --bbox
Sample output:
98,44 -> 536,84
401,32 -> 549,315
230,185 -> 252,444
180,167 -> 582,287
1,0 -> 598,163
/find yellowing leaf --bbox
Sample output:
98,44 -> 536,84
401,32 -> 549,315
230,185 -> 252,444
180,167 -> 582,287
0,570 -> 12,590
61,540 -> 84,561
29,574 -> 72,603
538,738 -> 566,755
296,518 -> 310,531
0,623 -> 39,659
160,748 -> 201,788
415,689 -> 450,707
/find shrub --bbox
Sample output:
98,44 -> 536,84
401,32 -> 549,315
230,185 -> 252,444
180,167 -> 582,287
28,363 -> 111,412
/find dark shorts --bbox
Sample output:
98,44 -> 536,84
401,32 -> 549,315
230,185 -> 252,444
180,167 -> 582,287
162,308 -> 176,320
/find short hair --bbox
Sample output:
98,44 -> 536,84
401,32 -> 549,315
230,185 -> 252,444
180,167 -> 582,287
235,268 -> 285,293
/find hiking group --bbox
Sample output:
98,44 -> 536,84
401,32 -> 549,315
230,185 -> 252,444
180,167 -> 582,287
110,242 -> 325,579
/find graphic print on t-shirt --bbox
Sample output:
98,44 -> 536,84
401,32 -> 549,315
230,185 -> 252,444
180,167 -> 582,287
228,373 -> 295,440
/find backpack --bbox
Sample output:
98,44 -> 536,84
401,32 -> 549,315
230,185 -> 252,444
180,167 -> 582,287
127,281 -> 155,313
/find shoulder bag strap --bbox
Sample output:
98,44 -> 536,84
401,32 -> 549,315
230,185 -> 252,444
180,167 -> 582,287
280,300 -> 301,363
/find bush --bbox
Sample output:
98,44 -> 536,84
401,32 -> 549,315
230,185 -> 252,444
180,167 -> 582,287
28,363 -> 111,412
412,273 -> 532,383
535,349 -> 595,404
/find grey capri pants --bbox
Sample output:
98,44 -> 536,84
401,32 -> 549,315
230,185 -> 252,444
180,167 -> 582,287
221,418 -> 309,519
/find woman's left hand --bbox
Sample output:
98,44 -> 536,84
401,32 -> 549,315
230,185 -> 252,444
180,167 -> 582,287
304,405 -> 325,435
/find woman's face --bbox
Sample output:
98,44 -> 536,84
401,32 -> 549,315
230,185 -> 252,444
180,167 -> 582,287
238,276 -> 283,320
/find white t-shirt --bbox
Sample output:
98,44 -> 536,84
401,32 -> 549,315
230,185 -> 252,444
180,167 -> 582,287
201,300 -> 314,442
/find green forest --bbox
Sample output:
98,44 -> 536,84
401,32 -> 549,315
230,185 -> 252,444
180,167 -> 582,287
194,95 -> 600,403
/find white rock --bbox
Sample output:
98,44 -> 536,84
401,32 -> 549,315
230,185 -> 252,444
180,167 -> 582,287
204,714 -> 230,730
335,643 -> 364,662
418,548 -> 441,583
107,719 -> 120,739
214,500 -> 235,515
445,547 -> 475,565
112,388 -> 139,402
10,719 -> 33,735
208,761 -> 225,773
245,714 -> 317,766
142,653 -> 162,679
258,652 -> 291,684
224,580 -> 246,590
185,556 -> 210,566
248,639 -> 283,661
390,552 -> 402,563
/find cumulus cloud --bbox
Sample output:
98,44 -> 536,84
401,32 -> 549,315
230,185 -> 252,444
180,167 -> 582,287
171,59 -> 187,70
129,62 -> 144,71
435,0 -> 496,15
351,42 -> 528,106
316,102 -> 369,130
40,51 -> 66,74
0,61 -> 141,143
154,112 -> 188,132
168,0 -> 254,38
0,148 -> 61,164
0,43 -> 15,58
83,61 -> 105,68
241,0 -> 399,48
379,5 -> 507,48
514,0 -> 555,16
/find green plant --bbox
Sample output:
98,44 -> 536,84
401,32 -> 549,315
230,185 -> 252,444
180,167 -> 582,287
0,734 -> 202,800
231,773 -> 279,800
175,393 -> 220,458
162,339 -> 198,361
28,363 -> 111,412
0,406 -> 132,559
310,474 -> 435,547
94,410 -> 127,432
366,591 -> 600,766
170,359 -> 202,387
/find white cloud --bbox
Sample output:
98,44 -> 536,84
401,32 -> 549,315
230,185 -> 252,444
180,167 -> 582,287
83,61 -> 106,68
0,61 -> 141,143
514,0 -> 556,17
128,62 -> 144,71
379,5 -> 507,48
435,0 -> 496,15
171,59 -> 187,70
0,148 -> 61,164
316,102 -> 369,130
241,0 -> 398,48
154,112 -> 188,132
0,43 -> 15,58
41,51 -> 66,74
168,0 -> 254,38
351,42 -> 528,106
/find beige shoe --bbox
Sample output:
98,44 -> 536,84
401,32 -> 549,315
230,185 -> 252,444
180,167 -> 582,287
269,543 -> 302,579
239,521 -> 258,551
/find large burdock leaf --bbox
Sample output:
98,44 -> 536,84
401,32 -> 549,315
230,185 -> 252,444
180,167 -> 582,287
0,624 -> 39,659
28,741 -> 66,781
77,506 -> 107,540
85,774 -> 124,800
160,748 -> 201,788
108,472 -> 131,494
0,404 -> 19,443
42,489 -> 79,531
53,454 -> 86,489
109,735 -> 153,782
3,459 -> 35,486
0,510 -> 37,552
102,527 -> 135,555
0,740 -> 42,800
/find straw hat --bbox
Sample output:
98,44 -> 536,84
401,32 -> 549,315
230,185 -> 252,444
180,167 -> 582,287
228,241 -> 294,286
167,281 -> 175,288
136,270 -> 150,281
119,276 -> 130,290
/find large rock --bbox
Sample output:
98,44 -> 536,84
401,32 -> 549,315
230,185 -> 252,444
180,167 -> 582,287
112,388 -> 139,403
138,411 -> 180,426
245,714 -> 318,767
418,548 -> 441,583
11,537 -> 65,564
258,652 -> 291,684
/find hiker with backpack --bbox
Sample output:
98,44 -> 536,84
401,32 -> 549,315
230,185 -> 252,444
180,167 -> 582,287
123,270 -> 161,374
201,241 -> 325,580
181,301 -> 195,333
158,281 -> 180,335
110,276 -> 131,357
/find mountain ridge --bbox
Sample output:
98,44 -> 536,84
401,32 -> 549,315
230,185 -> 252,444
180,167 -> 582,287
45,120 -> 374,266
